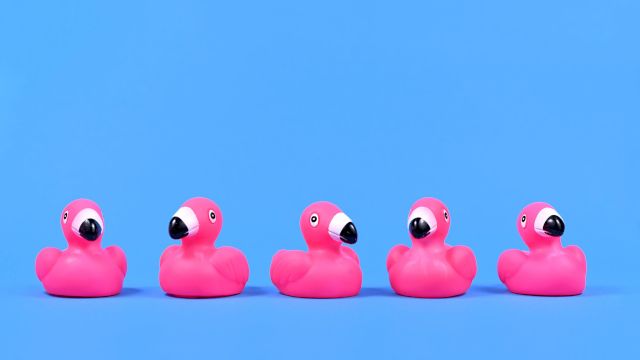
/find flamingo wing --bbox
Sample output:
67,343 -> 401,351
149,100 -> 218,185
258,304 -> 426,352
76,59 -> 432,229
211,246 -> 250,285
105,245 -> 127,275
270,250 -> 311,290
497,249 -> 527,283
447,245 -> 477,280
386,244 -> 410,271
160,245 -> 180,267
35,247 -> 61,281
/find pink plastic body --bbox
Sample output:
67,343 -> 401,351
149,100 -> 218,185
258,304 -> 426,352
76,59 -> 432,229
35,199 -> 127,297
159,197 -> 249,298
498,202 -> 586,296
270,201 -> 362,298
387,198 -> 477,298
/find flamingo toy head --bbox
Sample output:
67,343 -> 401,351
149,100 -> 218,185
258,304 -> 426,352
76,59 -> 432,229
299,201 -> 357,250
61,199 -> 105,247
407,198 -> 450,242
168,197 -> 223,245
517,202 -> 565,248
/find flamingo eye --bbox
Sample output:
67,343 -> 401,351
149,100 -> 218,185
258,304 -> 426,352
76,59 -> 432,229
208,210 -> 217,223
520,215 -> 527,228
443,210 -> 449,222
63,211 -> 69,224
310,213 -> 319,227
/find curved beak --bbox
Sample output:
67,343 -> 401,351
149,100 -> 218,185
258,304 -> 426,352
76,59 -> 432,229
71,208 -> 104,241
328,212 -> 358,244
169,217 -> 189,239
542,215 -> 565,237
534,208 -> 565,237
78,218 -> 101,241
409,217 -> 431,238
169,207 -> 199,240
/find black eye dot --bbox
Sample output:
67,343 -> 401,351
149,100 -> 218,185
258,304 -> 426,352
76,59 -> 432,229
444,212 -> 448,219
210,212 -> 215,219
63,212 -> 68,219
311,216 -> 317,222
521,215 -> 526,222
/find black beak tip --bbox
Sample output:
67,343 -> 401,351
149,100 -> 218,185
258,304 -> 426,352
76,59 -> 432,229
340,222 -> 358,244
543,215 -> 565,237
79,218 -> 101,241
409,218 -> 431,239
169,217 -> 189,239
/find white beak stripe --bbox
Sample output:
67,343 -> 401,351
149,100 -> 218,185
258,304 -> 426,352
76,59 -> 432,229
71,208 -> 104,236
173,207 -> 200,236
328,212 -> 351,242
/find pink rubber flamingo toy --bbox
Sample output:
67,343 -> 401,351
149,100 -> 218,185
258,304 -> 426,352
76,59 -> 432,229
36,199 -> 127,297
387,197 -> 477,298
160,197 -> 249,298
498,202 -> 586,296
270,201 -> 362,298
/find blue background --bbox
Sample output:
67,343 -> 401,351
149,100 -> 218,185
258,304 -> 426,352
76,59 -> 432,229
1,1 -> 638,359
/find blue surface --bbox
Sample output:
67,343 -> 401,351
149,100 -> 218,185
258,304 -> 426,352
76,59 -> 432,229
1,1 -> 638,359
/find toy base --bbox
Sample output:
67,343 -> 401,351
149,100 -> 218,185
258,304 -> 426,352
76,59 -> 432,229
278,291 -> 360,299
164,289 -> 244,299
503,280 -> 586,296
392,290 -> 468,299
507,289 -> 584,297
280,292 -> 358,300
45,290 -> 121,298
